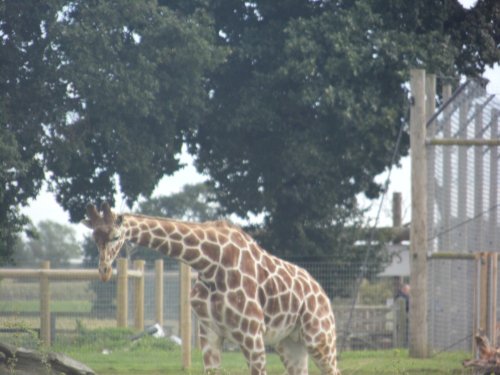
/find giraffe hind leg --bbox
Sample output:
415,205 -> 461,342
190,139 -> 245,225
308,345 -> 340,375
275,337 -> 309,375
301,317 -> 340,375
305,333 -> 340,375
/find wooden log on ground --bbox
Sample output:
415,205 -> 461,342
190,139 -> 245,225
463,335 -> 500,375
0,342 -> 95,375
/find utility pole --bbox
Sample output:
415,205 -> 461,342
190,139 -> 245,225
409,68 -> 430,358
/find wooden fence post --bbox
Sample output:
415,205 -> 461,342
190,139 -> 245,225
488,253 -> 497,348
133,260 -> 145,331
155,259 -> 164,327
426,73 -> 436,251
117,258 -> 128,328
474,104 -> 484,252
40,261 -> 51,346
442,84 -> 452,251
180,262 -> 192,369
474,252 -> 498,355
392,192 -> 402,229
393,298 -> 408,348
409,68 -> 429,358
489,109 -> 499,251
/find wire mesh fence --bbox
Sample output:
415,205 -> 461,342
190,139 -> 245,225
427,78 -> 500,353
428,78 -> 500,253
0,258 -> 409,352
428,256 -> 475,352
5,81 -> 499,355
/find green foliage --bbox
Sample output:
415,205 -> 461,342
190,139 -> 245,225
73,323 -> 135,350
2,0 -> 500,264
2,319 -> 42,350
44,1 -> 226,218
358,279 -> 394,305
0,0 -> 226,256
0,130 -> 35,264
138,183 -> 218,222
187,0 -> 500,258
68,323 -> 178,353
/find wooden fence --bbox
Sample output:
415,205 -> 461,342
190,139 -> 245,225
335,304 -> 408,350
0,258 -> 193,368
0,259 -> 142,346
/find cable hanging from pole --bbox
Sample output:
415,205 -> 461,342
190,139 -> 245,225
339,113 -> 407,353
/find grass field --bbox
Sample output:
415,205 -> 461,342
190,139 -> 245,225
0,278 -> 472,374
1,323 -> 473,374
60,341 -> 472,374
0,299 -> 92,313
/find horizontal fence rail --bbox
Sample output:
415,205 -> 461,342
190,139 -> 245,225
0,259 -> 145,346
0,268 -> 143,280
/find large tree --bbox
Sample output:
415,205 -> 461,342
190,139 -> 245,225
182,0 -> 500,255
0,0 -> 225,261
2,0 -> 499,261
0,1 -> 59,263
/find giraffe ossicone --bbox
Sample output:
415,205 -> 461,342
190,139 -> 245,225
84,202 -> 341,375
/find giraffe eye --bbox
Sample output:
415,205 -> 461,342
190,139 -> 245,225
110,235 -> 120,242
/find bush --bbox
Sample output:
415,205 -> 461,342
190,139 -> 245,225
73,320 -> 134,349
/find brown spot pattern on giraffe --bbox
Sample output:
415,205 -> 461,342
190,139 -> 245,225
202,242 -> 220,262
152,227 -> 166,237
226,269 -> 242,289
221,244 -> 239,268
86,210 -> 340,375
184,233 -> 200,247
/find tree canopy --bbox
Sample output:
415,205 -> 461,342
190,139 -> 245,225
138,183 -> 218,222
2,0 -> 499,261
0,0 -> 225,261
187,0 -> 500,254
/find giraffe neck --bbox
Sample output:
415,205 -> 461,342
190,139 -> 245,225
122,213 -> 229,272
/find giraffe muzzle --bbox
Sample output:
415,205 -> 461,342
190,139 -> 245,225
99,264 -> 113,282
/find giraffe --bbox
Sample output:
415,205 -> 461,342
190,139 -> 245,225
83,202 -> 341,375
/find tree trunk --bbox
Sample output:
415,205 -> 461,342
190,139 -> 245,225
0,342 -> 95,375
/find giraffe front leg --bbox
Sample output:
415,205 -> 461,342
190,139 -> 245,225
199,323 -> 224,374
238,333 -> 267,375
191,281 -> 224,374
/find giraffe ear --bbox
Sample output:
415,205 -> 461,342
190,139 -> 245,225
101,202 -> 114,224
86,204 -> 100,224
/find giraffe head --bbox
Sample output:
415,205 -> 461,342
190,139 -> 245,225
82,202 -> 126,282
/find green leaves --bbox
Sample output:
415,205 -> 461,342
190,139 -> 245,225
43,1 -> 226,217
2,0 -> 499,261
191,0 -> 497,256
